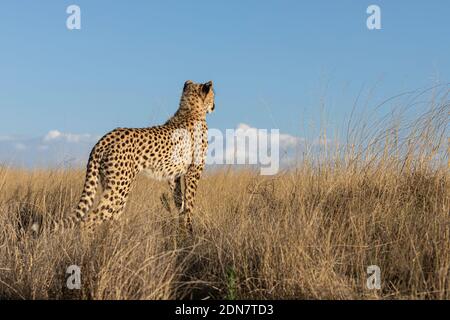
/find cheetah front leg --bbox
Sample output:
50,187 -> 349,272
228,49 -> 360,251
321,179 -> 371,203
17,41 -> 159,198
161,176 -> 183,213
181,166 -> 203,233
170,176 -> 184,211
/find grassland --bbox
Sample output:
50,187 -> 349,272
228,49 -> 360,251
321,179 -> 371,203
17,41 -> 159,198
0,89 -> 448,300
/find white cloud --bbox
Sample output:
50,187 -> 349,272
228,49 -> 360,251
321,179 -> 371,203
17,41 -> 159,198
1,126 -> 336,169
207,123 -> 304,172
280,132 -> 303,147
43,130 -> 62,141
0,130 -> 99,167
234,122 -> 303,150
207,123 -> 337,171
43,130 -> 98,143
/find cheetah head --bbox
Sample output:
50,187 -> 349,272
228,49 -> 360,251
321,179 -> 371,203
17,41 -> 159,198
182,80 -> 216,114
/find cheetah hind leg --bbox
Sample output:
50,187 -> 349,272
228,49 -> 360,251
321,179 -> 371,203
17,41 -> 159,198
81,187 -> 126,233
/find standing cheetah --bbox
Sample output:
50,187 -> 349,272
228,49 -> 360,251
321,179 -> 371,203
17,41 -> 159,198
36,80 -> 215,234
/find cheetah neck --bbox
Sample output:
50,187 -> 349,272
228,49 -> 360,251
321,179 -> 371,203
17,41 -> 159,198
165,102 -> 206,125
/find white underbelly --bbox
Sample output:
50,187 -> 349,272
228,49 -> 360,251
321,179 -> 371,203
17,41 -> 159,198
141,169 -> 168,181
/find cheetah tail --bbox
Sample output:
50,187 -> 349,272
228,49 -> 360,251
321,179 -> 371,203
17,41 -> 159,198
32,146 -> 103,234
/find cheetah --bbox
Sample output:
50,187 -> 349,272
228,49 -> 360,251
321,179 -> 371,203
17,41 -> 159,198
34,80 -> 215,234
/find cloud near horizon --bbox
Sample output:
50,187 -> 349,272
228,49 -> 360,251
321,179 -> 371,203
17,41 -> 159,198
0,130 -> 100,167
0,125 -> 331,169
43,130 -> 100,143
207,123 -> 304,169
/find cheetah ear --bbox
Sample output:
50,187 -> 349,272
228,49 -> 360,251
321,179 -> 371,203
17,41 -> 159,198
183,80 -> 193,91
202,81 -> 213,96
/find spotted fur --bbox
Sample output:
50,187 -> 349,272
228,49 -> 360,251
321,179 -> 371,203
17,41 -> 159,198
38,80 -> 215,233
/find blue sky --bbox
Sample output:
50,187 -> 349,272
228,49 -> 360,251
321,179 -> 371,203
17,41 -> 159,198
0,0 -> 449,166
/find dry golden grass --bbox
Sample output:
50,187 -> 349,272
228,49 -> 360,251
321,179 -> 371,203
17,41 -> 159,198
0,163 -> 448,300
0,90 -> 448,300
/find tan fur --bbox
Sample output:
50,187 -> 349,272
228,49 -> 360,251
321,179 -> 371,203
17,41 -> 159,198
49,80 -> 215,233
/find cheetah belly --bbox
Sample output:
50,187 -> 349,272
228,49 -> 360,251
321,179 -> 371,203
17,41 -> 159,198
141,168 -> 168,181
